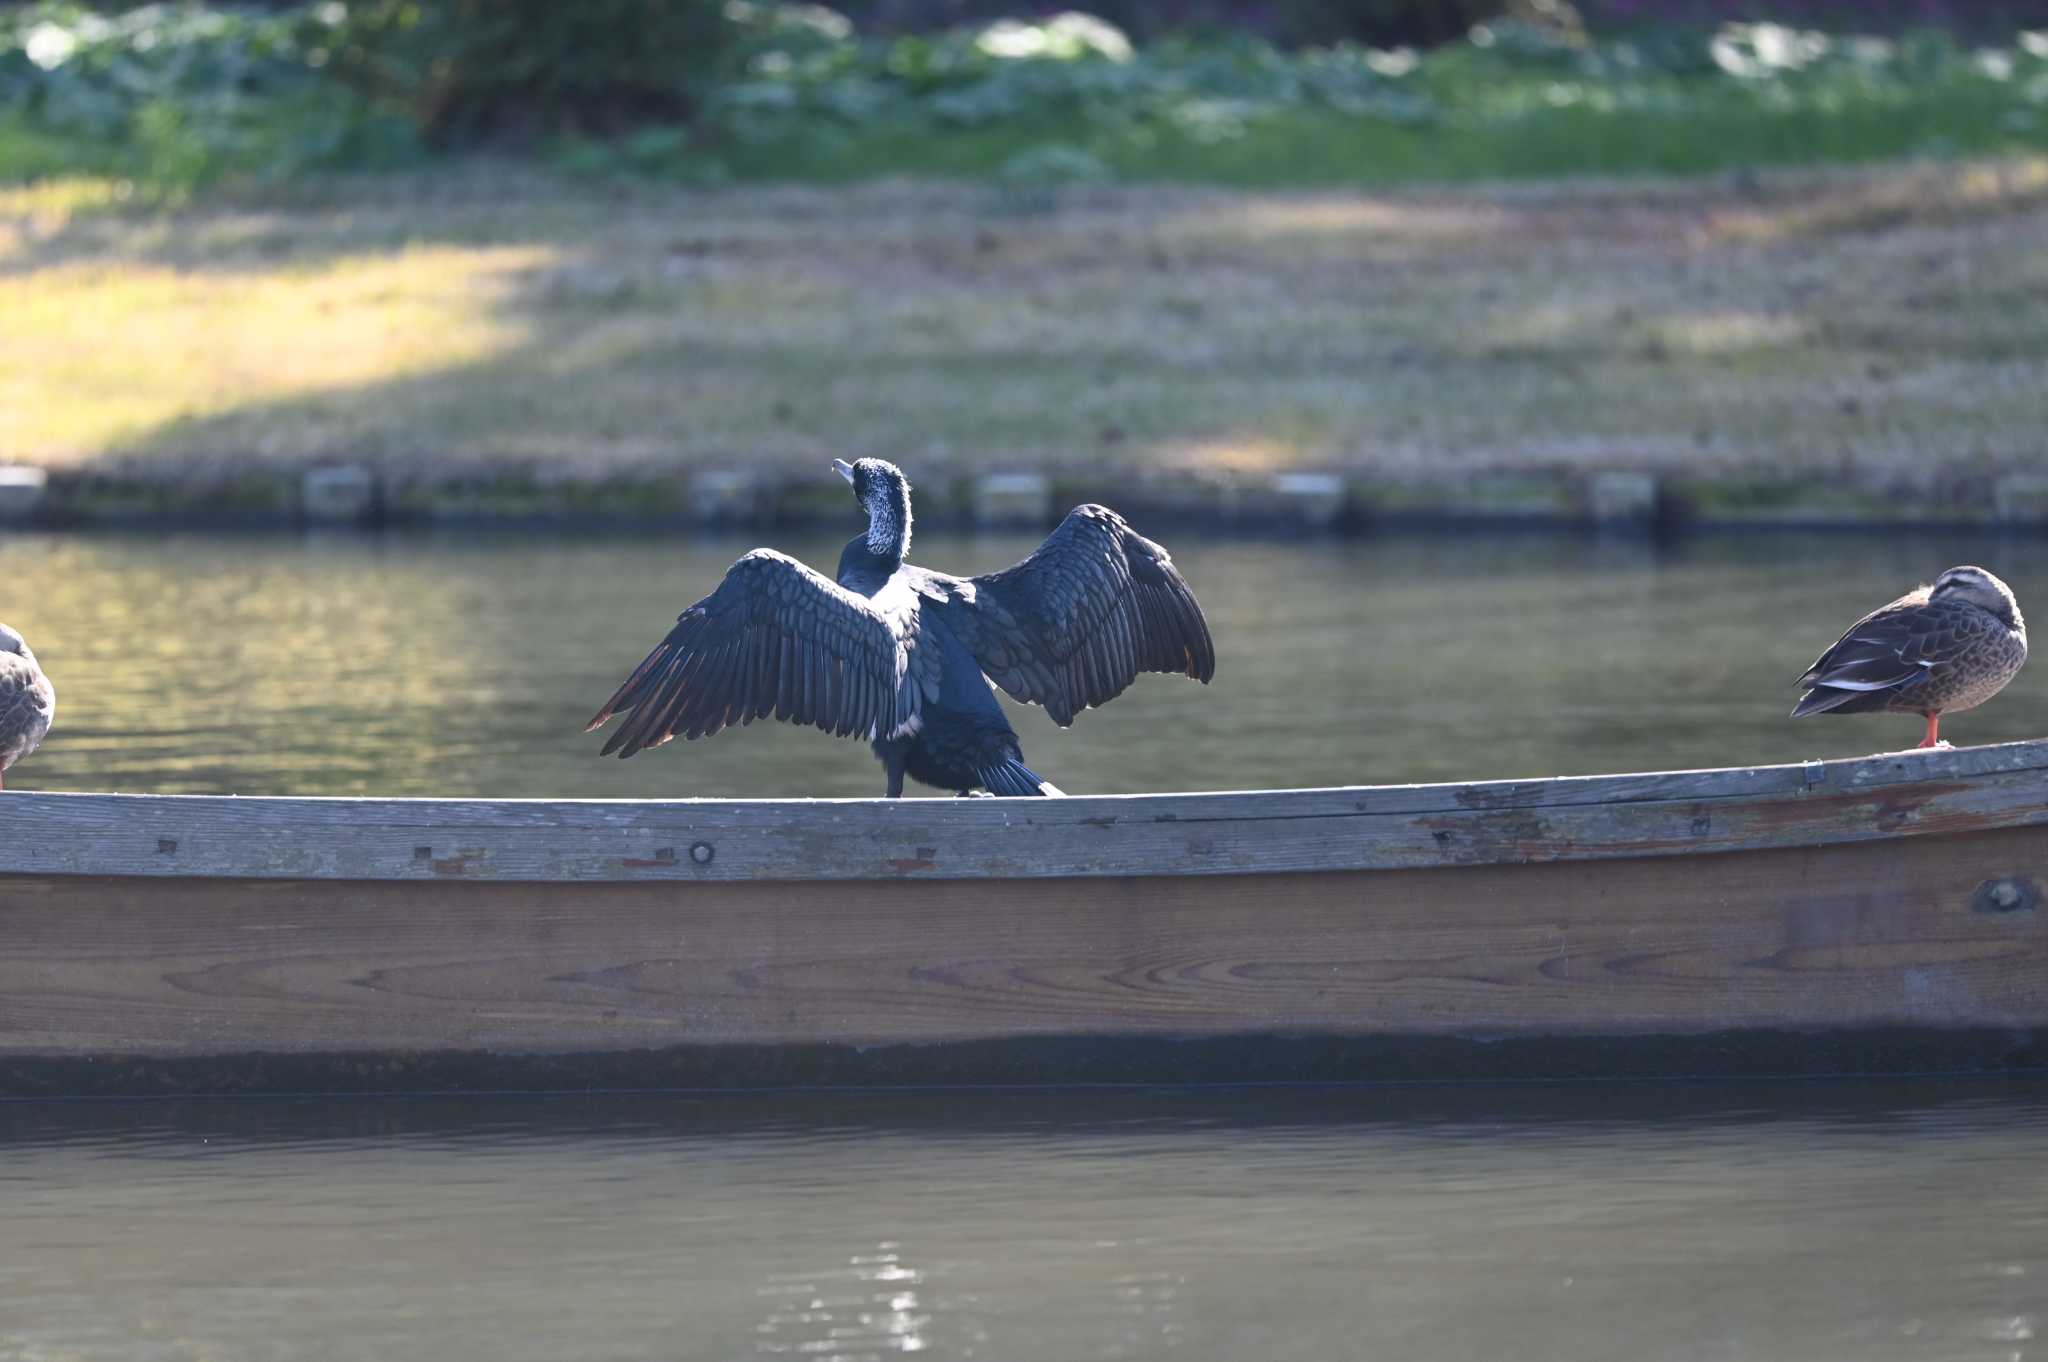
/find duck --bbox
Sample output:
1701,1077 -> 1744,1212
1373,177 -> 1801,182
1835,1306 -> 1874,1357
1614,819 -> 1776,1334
1792,565 -> 2026,749
0,623 -> 54,790
587,459 -> 1216,796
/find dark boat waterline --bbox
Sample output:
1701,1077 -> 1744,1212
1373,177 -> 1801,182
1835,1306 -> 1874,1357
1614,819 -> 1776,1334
3,1029 -> 2046,1102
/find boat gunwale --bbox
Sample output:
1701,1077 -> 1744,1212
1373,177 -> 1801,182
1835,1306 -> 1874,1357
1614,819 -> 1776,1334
10,734 -> 2048,813
4,738 -> 2047,883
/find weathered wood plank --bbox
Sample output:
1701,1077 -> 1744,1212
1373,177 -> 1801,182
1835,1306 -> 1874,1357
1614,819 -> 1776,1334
3,740 -> 2046,881
0,826 -> 2041,1061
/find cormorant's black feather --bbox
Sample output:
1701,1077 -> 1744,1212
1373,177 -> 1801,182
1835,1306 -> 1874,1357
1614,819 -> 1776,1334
586,549 -> 909,759
928,504 -> 1216,727
980,757 -> 1062,797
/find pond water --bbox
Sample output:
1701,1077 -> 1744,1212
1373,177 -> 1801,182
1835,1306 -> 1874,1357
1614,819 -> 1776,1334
2,1083 -> 2044,1361
4,525 -> 2047,797
4,524 -> 2046,1360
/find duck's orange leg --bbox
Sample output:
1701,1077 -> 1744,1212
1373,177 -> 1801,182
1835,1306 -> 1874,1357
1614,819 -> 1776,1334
1917,712 -> 1941,748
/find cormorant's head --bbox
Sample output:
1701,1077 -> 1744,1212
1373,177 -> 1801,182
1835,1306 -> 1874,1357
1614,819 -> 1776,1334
1930,565 -> 2022,630
832,458 -> 913,558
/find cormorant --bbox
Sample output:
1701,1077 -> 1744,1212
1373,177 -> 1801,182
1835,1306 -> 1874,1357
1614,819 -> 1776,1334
587,459 -> 1215,796
0,623 -> 54,790
1792,565 -> 2026,748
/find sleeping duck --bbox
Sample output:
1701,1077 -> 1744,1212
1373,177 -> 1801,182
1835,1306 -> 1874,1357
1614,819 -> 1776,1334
1792,566 -> 2026,749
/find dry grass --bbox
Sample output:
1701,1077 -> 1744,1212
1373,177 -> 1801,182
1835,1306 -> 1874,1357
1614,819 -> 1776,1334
2,157 -> 2045,492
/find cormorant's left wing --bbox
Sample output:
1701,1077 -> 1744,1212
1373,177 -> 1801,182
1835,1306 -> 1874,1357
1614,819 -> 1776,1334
587,549 -> 920,757
931,504 -> 1215,726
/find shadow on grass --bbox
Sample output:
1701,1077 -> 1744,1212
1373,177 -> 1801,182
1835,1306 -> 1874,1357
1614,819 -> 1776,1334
4,158 -> 2047,496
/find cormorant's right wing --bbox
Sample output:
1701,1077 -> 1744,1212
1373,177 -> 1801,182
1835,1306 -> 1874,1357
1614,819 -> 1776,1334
587,549 -> 920,757
932,504 -> 1215,727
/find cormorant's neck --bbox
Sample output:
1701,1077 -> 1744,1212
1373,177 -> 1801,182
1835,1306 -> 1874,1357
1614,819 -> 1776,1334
835,535 -> 901,592
863,480 -> 912,566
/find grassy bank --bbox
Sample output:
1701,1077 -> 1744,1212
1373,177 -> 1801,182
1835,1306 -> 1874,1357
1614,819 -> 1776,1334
2,156 -> 2046,525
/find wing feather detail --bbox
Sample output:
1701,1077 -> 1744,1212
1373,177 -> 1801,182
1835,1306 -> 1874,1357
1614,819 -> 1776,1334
931,504 -> 1215,726
1792,592 -> 2000,713
586,549 -> 915,758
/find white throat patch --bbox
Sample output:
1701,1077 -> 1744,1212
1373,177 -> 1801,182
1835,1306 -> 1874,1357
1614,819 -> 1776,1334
866,488 -> 910,556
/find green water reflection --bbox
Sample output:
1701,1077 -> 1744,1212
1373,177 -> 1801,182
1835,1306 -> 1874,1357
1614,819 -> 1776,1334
4,526 -> 2044,797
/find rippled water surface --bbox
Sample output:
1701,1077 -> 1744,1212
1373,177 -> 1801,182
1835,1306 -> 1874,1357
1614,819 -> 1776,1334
5,526 -> 2048,796
2,1084 -> 2045,1362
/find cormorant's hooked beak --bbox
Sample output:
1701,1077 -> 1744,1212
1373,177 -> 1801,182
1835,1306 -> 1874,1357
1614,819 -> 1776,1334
831,459 -> 854,484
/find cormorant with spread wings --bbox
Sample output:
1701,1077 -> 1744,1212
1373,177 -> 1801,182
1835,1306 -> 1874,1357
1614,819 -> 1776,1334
586,458 -> 1216,796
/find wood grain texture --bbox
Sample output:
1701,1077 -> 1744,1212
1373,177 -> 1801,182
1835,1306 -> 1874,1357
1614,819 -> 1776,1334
4,739 -> 2048,882
0,825 -> 2041,1059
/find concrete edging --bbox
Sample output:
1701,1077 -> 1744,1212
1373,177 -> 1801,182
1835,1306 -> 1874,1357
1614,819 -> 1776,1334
4,464 -> 2046,536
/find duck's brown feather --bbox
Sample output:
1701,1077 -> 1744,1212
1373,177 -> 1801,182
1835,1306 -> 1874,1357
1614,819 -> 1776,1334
1794,587 -> 2025,718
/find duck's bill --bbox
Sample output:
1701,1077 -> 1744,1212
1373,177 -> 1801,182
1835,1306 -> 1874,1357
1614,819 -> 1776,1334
832,459 -> 854,483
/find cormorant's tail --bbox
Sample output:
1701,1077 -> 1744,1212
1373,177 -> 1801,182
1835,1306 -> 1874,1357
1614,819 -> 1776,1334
980,758 -> 1064,797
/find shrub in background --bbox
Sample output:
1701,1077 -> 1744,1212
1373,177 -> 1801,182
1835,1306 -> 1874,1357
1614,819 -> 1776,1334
829,0 -> 1588,46
677,4 -> 2048,182
1264,0 -> 1518,46
324,0 -> 735,142
0,2 -> 416,186
1583,0 -> 2048,38
4,0 -> 2045,188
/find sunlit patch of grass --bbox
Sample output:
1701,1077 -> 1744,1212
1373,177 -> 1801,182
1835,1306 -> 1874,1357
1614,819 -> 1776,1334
0,175 -> 136,261
1147,434 -> 1311,477
1145,192 -> 1520,262
1707,154 -> 2048,242
0,175 -> 135,222
0,243 -> 549,462
1652,311 -> 1810,354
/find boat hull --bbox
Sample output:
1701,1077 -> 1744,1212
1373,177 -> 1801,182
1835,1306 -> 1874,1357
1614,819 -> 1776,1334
1,811 -> 2043,1094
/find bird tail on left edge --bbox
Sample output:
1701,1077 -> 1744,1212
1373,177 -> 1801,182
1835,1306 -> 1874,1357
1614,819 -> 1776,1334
980,758 -> 1064,797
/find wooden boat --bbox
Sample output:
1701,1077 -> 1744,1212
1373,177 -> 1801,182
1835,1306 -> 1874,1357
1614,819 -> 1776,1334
3,739 -> 2046,1096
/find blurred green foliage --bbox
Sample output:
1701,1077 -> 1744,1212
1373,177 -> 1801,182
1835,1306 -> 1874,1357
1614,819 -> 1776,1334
2,1 -> 2045,190
654,9 -> 2048,182
324,0 -> 731,140
0,2 -> 417,188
